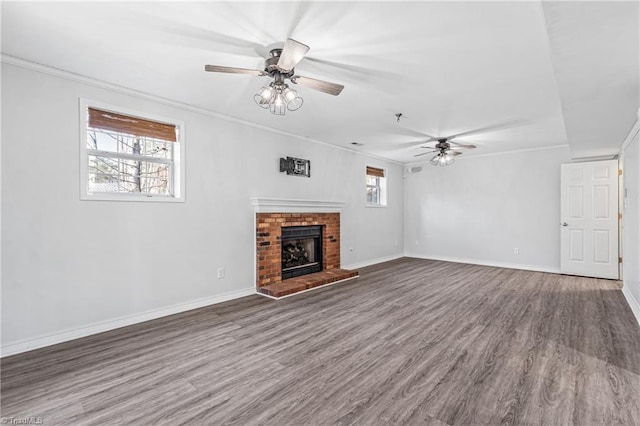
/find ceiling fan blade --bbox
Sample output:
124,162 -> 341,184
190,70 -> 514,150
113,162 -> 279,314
414,151 -> 436,157
205,65 -> 266,76
303,57 -> 402,83
446,150 -> 463,156
419,133 -> 440,141
277,38 -> 310,72
368,139 -> 435,151
447,119 -> 528,140
132,13 -> 265,58
291,75 -> 344,96
418,139 -> 441,148
447,142 -> 477,149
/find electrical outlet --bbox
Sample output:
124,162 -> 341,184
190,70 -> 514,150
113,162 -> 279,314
217,267 -> 225,279
513,248 -> 519,255
394,240 -> 399,247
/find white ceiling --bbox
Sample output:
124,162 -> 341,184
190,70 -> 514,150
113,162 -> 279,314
2,1 -> 638,163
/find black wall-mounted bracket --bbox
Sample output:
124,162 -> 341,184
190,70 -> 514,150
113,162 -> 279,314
280,156 -> 311,177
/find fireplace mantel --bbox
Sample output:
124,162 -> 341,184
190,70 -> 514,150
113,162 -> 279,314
251,198 -> 346,213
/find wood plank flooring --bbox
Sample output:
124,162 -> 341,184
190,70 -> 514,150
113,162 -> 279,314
2,258 -> 640,425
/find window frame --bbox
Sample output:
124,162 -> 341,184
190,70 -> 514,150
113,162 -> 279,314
79,99 -> 185,202
365,166 -> 387,207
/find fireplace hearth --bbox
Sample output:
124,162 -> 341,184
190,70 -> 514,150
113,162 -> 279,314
281,225 -> 322,279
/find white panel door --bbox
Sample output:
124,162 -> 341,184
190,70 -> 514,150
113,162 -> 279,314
561,160 -> 619,279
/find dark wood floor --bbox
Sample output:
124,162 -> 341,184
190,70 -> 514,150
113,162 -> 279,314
2,258 -> 640,425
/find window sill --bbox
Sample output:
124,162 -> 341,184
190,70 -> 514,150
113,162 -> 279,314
365,203 -> 388,208
81,193 -> 184,203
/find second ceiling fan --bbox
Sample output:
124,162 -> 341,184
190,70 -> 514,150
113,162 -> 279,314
394,119 -> 527,166
205,38 -> 344,115
415,136 -> 477,167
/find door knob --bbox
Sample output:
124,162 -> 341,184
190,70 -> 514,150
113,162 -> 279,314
562,222 -> 568,227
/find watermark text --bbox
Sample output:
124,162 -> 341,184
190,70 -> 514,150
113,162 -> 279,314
0,417 -> 44,425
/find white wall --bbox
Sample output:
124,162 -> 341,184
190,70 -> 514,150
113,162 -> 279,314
621,124 -> 640,323
404,146 -> 571,271
1,63 -> 404,353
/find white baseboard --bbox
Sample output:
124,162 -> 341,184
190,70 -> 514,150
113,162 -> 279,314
1,287 -> 256,358
405,253 -> 561,274
622,285 -> 640,327
342,253 -> 404,270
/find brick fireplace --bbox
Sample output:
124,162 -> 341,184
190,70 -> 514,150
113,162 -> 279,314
256,212 -> 342,285
253,199 -> 358,298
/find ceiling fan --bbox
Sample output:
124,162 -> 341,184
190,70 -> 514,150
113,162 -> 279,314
204,38 -> 344,115
380,119 -> 529,166
414,137 -> 477,167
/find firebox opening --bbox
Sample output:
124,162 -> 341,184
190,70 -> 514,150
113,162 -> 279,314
281,225 -> 323,279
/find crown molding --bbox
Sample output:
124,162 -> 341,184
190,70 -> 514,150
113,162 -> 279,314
1,54 -> 402,166
619,110 -> 640,153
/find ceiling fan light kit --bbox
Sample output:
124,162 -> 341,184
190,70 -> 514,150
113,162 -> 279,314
254,83 -> 304,114
430,152 -> 455,167
206,38 -> 343,116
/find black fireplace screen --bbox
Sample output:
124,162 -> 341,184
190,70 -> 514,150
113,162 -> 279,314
281,225 -> 322,279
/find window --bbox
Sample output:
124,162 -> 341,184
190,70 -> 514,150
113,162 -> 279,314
366,166 -> 387,206
80,100 -> 184,202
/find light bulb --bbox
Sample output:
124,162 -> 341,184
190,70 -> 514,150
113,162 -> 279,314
254,85 -> 273,109
283,88 -> 304,111
270,89 -> 286,115
273,92 -> 286,106
283,87 -> 296,102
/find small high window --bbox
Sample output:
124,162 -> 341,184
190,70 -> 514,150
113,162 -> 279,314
80,100 -> 184,202
366,166 -> 387,206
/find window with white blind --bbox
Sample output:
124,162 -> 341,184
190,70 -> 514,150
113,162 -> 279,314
80,100 -> 185,202
366,166 -> 387,206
